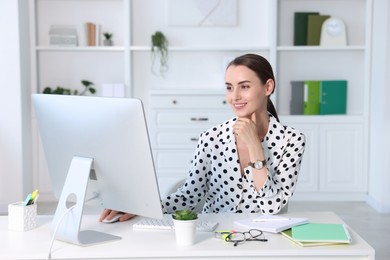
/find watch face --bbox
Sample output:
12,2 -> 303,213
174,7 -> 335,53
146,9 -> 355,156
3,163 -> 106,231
326,18 -> 343,36
254,161 -> 263,169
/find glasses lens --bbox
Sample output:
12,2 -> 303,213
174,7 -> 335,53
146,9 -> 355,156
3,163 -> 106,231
249,229 -> 263,239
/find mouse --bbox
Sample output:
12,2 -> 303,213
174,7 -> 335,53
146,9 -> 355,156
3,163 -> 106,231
102,213 -> 124,223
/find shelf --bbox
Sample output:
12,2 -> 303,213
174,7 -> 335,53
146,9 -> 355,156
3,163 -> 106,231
277,46 -> 365,52
130,46 -> 271,52
35,46 -> 125,52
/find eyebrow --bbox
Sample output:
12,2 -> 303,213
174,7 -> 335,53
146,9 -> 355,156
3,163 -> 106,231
225,80 -> 252,85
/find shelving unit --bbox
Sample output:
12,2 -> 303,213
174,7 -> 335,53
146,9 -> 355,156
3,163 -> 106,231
30,0 -> 372,201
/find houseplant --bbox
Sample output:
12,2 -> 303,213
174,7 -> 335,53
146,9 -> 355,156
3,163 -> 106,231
103,32 -> 113,46
151,31 -> 168,76
172,209 -> 198,246
43,80 -> 96,95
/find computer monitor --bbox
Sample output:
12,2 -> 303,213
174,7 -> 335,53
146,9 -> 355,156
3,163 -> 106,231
32,94 -> 163,246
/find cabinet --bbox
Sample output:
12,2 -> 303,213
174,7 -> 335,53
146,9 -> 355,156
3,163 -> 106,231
30,0 -> 372,201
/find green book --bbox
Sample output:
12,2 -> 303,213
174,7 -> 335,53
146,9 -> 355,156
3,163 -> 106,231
307,14 -> 330,45
320,80 -> 347,115
281,228 -> 345,247
294,12 -> 319,46
291,223 -> 352,243
304,81 -> 320,115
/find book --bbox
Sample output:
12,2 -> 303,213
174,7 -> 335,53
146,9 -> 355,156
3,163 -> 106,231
234,215 -> 309,233
291,223 -> 352,244
307,14 -> 331,45
320,80 -> 347,115
294,12 -> 319,46
281,228 -> 345,247
304,81 -> 320,115
290,81 -> 304,115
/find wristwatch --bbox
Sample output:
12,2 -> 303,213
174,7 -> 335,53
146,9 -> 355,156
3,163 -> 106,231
248,160 -> 266,170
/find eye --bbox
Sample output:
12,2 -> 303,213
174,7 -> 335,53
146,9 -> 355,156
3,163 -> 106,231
226,85 -> 233,91
241,85 -> 250,89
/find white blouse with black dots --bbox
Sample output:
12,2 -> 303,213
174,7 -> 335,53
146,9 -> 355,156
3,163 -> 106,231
161,113 -> 306,215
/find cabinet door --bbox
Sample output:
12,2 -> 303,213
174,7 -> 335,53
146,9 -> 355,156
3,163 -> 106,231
319,123 -> 365,192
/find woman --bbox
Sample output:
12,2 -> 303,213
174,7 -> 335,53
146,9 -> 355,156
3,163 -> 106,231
100,54 -> 305,222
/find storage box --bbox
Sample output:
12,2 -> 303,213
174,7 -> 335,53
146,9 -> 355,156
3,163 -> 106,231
8,202 -> 37,231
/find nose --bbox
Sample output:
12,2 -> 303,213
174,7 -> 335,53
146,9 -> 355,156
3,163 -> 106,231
232,88 -> 241,101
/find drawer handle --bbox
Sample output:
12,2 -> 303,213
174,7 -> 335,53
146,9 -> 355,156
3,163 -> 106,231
190,117 -> 209,121
190,137 -> 199,142
222,100 -> 227,105
172,100 -> 177,105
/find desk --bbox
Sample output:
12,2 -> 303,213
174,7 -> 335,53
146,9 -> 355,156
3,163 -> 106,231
1,211 -> 374,260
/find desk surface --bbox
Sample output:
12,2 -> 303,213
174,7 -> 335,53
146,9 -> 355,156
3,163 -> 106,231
1,211 -> 374,260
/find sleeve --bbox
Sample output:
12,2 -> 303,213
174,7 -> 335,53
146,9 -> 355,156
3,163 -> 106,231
246,130 -> 306,215
160,131 -> 210,214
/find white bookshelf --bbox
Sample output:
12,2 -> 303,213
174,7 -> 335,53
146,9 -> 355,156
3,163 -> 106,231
30,0 -> 372,201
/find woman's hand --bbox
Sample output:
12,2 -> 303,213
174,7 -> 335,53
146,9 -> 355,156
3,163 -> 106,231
99,209 -> 136,222
233,117 -> 260,146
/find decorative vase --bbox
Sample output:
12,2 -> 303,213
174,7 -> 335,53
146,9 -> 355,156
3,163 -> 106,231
172,218 -> 197,246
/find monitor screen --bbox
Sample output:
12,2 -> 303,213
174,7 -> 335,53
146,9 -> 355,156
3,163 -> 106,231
32,94 -> 163,245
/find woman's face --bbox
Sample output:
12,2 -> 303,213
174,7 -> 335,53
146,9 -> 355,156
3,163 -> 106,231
225,65 -> 271,118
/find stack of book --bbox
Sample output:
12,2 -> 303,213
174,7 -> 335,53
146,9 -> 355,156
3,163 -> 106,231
281,223 -> 352,247
294,12 -> 331,46
290,80 -> 347,115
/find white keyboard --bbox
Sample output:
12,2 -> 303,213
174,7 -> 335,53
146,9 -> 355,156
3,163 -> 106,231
133,215 -> 218,232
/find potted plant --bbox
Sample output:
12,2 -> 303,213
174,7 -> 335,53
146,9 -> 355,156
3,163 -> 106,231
172,209 -> 198,246
151,31 -> 168,76
43,80 -> 96,95
103,32 -> 113,46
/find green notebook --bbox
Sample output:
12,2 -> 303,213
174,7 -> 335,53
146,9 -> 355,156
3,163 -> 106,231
291,223 -> 352,243
320,80 -> 347,115
281,228 -> 344,247
304,81 -> 320,115
294,12 -> 319,46
307,14 -> 330,45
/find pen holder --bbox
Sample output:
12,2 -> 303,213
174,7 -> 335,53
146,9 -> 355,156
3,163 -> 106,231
8,202 -> 37,231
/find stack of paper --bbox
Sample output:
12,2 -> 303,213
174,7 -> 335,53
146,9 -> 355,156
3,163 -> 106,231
234,215 -> 309,233
281,223 -> 352,247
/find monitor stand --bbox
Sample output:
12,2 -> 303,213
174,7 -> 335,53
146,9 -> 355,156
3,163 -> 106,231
51,156 -> 121,246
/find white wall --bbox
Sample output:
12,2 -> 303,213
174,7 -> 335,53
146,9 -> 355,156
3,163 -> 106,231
0,0 -> 32,210
367,0 -> 390,213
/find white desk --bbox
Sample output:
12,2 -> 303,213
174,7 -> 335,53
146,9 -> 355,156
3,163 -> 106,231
1,211 -> 374,260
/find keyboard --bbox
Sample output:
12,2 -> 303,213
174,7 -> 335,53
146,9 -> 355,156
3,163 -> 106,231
133,215 -> 218,232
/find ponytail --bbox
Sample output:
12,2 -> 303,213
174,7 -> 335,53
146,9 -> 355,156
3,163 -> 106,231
267,98 -> 279,122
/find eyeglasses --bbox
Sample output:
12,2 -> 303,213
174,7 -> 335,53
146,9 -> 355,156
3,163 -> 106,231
215,229 -> 268,246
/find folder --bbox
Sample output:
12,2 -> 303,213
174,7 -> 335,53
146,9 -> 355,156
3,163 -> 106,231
307,14 -> 331,45
291,223 -> 352,244
290,81 -> 304,115
320,80 -> 347,115
304,81 -> 320,115
294,12 -> 319,46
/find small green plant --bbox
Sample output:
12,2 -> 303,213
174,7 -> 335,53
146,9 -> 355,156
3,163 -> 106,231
172,209 -> 198,220
43,80 -> 96,95
103,32 -> 112,40
151,31 -> 168,76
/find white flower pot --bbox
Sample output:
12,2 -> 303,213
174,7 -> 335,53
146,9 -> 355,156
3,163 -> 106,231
172,218 -> 197,246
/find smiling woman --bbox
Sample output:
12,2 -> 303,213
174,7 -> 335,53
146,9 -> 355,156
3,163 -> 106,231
101,54 -> 306,221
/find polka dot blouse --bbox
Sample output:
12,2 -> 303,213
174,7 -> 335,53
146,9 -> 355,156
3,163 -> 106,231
161,113 -> 306,215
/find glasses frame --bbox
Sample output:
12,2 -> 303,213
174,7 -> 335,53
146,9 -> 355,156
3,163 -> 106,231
224,229 -> 268,246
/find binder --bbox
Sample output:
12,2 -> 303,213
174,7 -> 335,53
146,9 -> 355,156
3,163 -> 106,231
290,81 -> 304,115
304,81 -> 320,115
294,12 -> 319,46
307,14 -> 331,45
320,80 -> 347,115
291,223 -> 352,244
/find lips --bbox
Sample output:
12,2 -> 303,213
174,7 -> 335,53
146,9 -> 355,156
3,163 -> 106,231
233,103 -> 246,109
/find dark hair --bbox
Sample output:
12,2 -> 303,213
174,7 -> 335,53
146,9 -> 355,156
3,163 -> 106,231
227,54 -> 279,121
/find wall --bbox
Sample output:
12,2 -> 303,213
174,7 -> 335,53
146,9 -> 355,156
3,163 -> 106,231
0,0 -> 31,210
367,0 -> 390,213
